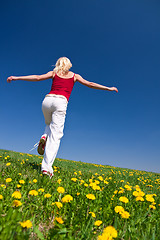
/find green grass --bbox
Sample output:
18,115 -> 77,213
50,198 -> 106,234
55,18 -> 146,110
0,149 -> 160,240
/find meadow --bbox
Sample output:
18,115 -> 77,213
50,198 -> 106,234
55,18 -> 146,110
0,149 -> 160,240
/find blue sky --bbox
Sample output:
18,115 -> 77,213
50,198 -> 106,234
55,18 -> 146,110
1,0 -> 160,173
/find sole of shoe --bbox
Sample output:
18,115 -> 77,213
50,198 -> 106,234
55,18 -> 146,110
42,170 -> 53,179
38,138 -> 46,155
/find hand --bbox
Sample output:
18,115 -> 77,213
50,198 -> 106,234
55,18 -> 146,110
7,76 -> 14,83
110,87 -> 118,93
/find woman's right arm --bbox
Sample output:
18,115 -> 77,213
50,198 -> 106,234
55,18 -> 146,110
75,74 -> 118,92
7,71 -> 54,83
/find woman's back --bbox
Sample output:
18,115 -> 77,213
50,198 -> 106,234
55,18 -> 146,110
54,71 -> 75,79
49,71 -> 75,101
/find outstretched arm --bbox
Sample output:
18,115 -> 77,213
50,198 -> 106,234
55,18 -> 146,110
7,71 -> 54,83
75,74 -> 118,92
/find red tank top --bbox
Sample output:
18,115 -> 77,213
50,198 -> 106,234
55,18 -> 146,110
49,73 -> 75,101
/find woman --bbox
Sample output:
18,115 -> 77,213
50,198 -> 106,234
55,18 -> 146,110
7,57 -> 118,178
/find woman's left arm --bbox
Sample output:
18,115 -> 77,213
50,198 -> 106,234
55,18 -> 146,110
7,71 -> 54,83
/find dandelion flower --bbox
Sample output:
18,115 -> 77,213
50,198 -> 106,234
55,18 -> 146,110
6,178 -> 12,183
33,179 -> 37,183
38,188 -> 44,192
1,184 -> 6,189
71,178 -> 77,182
17,184 -> 21,188
55,217 -> 64,224
89,212 -> 96,218
19,180 -> 25,184
124,185 -> 132,191
136,196 -> 144,201
98,226 -> 117,239
94,180 -> 100,185
57,179 -> 62,184
103,226 -> 117,238
119,196 -> 129,203
149,205 -> 156,209
94,220 -> 102,226
12,191 -> 22,199
98,176 -> 103,181
120,211 -> 130,219
86,194 -> 96,200
6,163 -> 11,166
62,194 -> 73,203
13,200 -> 22,207
29,190 -> 38,196
114,206 -> 124,214
53,202 -> 63,208
57,187 -> 65,194
0,195 -> 3,200
104,180 -> 109,184
146,194 -> 155,202
19,220 -> 32,228
44,193 -> 52,198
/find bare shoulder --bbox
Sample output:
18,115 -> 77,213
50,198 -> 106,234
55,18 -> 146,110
74,73 -> 84,82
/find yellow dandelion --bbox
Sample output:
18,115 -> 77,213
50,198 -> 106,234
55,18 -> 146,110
71,178 -> 77,182
33,179 -> 37,183
94,220 -> 102,226
38,188 -> 44,192
6,178 -> 12,183
86,194 -> 96,200
19,180 -> 25,184
98,226 -> 117,239
44,193 -> 51,198
6,163 -> 11,166
57,179 -> 62,184
62,194 -> 73,203
114,206 -> 124,214
53,202 -> 63,209
124,185 -> 132,191
17,184 -> 21,188
94,180 -> 100,185
80,180 -> 84,184
77,192 -> 80,196
89,212 -> 96,218
29,190 -> 38,196
12,191 -> 22,199
1,184 -> 6,189
146,194 -> 155,202
0,195 -> 3,200
12,200 -> 22,207
136,196 -> 144,201
19,220 -> 32,228
55,217 -> 64,224
149,205 -> 156,209
57,187 -> 65,194
98,176 -> 103,181
119,196 -> 129,203
120,211 -> 130,219
104,180 -> 109,184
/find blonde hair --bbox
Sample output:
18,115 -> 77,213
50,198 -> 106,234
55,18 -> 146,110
53,57 -> 72,74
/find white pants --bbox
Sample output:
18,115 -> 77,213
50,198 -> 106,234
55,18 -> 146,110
41,95 -> 68,174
